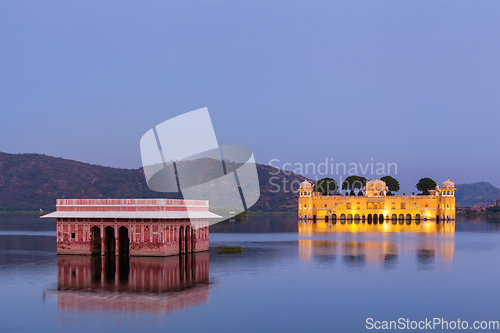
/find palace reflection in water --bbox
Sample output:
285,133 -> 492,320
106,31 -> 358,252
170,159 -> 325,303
55,253 -> 209,313
299,221 -> 455,269
299,220 -> 455,234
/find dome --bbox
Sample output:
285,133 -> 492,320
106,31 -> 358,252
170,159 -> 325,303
442,178 -> 455,189
300,180 -> 312,190
365,179 -> 387,191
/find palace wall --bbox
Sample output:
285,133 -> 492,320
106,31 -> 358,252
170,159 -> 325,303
56,218 -> 210,256
298,189 -> 456,221
42,199 -> 218,257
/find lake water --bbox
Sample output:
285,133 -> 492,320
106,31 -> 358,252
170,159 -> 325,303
0,213 -> 499,332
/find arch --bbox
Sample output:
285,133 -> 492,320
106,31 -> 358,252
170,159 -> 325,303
90,226 -> 101,255
367,214 -> 373,225
373,214 -> 378,225
179,226 -> 185,254
362,215 -> 366,224
347,214 -> 353,224
374,203 -> 378,210
415,214 -> 421,225
103,226 -> 115,255
398,214 -> 404,225
118,226 -> 129,255
406,214 -> 412,225
354,214 -> 360,224
379,214 -> 384,223
332,214 -> 337,224
391,214 -> 397,224
340,214 -> 346,224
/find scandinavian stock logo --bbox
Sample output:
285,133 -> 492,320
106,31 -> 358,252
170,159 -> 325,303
140,108 -> 260,224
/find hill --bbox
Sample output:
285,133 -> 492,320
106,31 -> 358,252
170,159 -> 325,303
0,151 -> 308,212
455,182 -> 500,206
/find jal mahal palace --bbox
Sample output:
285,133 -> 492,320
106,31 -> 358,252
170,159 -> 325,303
298,178 -> 456,224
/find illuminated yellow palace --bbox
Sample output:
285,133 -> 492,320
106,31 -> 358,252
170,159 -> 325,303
298,178 -> 456,223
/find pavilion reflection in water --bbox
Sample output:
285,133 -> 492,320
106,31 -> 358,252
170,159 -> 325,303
299,221 -> 455,268
56,253 -> 209,313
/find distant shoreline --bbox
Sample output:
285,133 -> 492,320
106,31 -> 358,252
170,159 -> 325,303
0,210 -> 44,215
2,210 -> 499,220
456,211 -> 500,218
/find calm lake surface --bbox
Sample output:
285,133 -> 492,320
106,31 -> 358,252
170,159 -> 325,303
0,213 -> 499,332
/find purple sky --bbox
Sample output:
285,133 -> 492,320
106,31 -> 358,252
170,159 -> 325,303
1,0 -> 499,193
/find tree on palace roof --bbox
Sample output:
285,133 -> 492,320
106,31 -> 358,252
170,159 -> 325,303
380,176 -> 400,194
313,178 -> 338,195
416,178 -> 437,195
